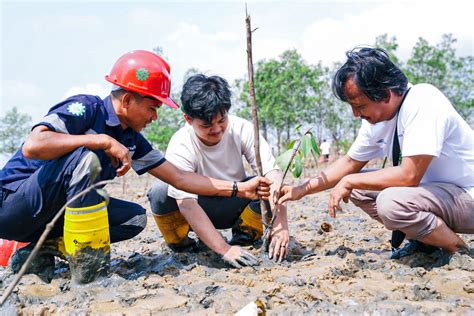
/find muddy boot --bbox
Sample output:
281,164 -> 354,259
390,239 -> 440,259
9,238 -> 66,283
153,211 -> 198,252
229,205 -> 263,246
64,202 -> 111,284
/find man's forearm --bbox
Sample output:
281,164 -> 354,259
150,162 -> 240,198
23,128 -> 110,160
303,155 -> 366,195
343,155 -> 432,191
175,170 -> 234,197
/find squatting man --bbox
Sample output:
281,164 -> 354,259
279,47 -> 473,260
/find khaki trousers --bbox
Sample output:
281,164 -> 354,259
350,182 -> 474,240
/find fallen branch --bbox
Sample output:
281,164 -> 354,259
0,179 -> 114,306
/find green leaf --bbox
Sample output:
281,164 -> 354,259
300,134 -> 310,157
300,135 -> 310,157
275,149 -> 293,171
293,155 -> 302,178
294,123 -> 302,133
310,134 -> 320,156
287,139 -> 296,150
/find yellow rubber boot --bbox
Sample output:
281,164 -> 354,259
153,211 -> 196,252
64,201 -> 110,284
230,204 -> 264,246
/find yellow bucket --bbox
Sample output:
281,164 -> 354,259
64,201 -> 110,283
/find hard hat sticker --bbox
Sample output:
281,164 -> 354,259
67,102 -> 86,116
136,68 -> 149,81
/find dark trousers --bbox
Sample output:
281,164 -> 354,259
147,178 -> 261,229
0,147 -> 146,243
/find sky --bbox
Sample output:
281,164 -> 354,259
1,0 -> 472,125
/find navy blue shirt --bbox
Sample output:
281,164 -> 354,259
0,94 -> 166,191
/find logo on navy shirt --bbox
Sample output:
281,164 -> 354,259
67,102 -> 86,116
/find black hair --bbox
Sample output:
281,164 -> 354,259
332,47 -> 408,102
180,74 -> 231,124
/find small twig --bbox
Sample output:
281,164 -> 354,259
0,179 -> 114,306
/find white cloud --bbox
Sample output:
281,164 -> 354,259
301,1 -> 473,66
1,80 -> 46,120
32,14 -> 104,34
63,83 -> 110,99
161,22 -> 248,85
254,37 -> 297,61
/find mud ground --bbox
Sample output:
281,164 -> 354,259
1,171 -> 473,315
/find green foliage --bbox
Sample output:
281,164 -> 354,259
404,34 -> 473,121
236,50 -> 326,153
375,33 -> 401,67
275,131 -> 319,178
0,107 -> 32,154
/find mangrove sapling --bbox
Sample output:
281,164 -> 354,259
265,131 -> 320,239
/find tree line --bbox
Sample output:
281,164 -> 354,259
1,34 -> 472,156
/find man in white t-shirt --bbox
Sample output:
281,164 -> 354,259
278,47 -> 473,261
148,74 -> 289,268
320,139 -> 330,162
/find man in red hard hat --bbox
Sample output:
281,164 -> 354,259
0,50 -> 270,283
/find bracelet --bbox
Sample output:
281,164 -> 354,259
231,181 -> 238,197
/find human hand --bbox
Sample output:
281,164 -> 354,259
328,178 -> 352,218
277,184 -> 306,204
102,135 -> 132,177
222,246 -> 259,268
267,223 -> 289,263
238,176 -> 272,200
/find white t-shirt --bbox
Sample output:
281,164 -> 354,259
166,115 -> 278,200
348,83 -> 474,197
320,141 -> 330,155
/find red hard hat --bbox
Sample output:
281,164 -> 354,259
105,50 -> 179,109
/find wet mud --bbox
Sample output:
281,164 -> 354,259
67,246 -> 110,284
1,172 -> 473,314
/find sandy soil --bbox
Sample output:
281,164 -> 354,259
1,171 -> 473,315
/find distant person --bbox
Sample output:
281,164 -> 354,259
320,139 -> 330,162
0,50 -> 271,283
148,74 -> 289,267
278,47 -> 473,262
